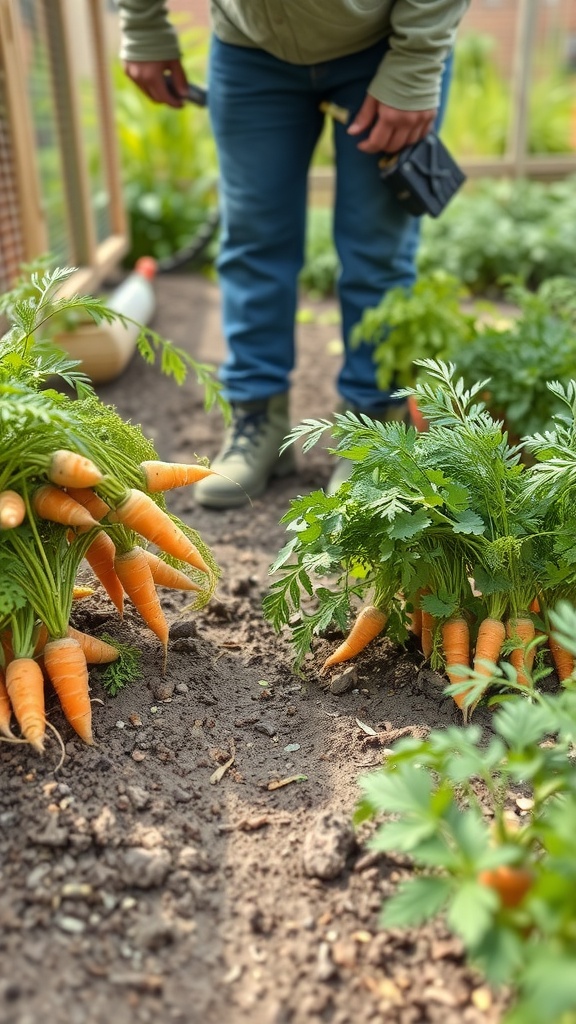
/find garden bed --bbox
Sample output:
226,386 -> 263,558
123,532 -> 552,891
0,274 -> 505,1024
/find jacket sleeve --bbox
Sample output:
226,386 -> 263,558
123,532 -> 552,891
369,0 -> 470,110
114,0 -> 181,62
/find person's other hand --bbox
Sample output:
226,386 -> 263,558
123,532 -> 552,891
348,96 -> 435,154
122,58 -> 188,108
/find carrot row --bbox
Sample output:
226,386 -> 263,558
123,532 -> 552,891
320,595 -> 569,720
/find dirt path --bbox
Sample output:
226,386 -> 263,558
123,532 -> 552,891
0,275 -> 504,1024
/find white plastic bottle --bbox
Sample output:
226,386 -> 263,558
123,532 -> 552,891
55,256 -> 158,384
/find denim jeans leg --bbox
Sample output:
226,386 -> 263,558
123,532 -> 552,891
329,49 -> 454,411
208,38 -> 324,403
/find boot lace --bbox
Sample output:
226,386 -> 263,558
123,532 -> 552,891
222,408 -> 269,460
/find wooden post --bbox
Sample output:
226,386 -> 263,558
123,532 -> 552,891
88,0 -> 127,240
506,0 -> 539,177
44,0 -> 96,267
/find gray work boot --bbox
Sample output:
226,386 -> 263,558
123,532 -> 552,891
194,393 -> 295,509
326,401 -> 409,496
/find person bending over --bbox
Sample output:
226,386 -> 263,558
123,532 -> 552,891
117,0 -> 468,507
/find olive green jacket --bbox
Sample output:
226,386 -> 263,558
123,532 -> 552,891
116,0 -> 469,109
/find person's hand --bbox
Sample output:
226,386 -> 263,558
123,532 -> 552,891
122,58 -> 188,108
348,96 -> 435,154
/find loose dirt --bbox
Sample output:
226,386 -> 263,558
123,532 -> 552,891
0,275 -> 506,1024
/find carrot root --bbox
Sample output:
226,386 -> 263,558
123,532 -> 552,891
5,658 -> 46,752
114,547 -> 170,658
33,484 -> 99,530
478,866 -> 534,909
0,489 -> 26,529
548,636 -> 574,682
139,460 -> 215,492
43,638 -> 93,745
142,549 -> 202,592
0,668 -> 14,737
109,489 -> 210,575
408,394 -> 429,433
420,609 -> 435,660
473,617 -> 506,678
506,616 -> 536,688
321,605 -> 387,673
48,450 -> 103,489
66,487 -> 110,521
442,616 -> 471,710
84,531 -> 125,617
67,626 -> 119,664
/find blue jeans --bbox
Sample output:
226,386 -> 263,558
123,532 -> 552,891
208,36 -> 452,411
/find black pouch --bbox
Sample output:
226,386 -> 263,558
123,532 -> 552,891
378,132 -> 466,217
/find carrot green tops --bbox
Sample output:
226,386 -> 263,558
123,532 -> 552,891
115,0 -> 470,110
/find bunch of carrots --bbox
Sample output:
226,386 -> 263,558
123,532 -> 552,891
265,361 -> 576,715
1,264 -> 225,755
0,449 -> 221,751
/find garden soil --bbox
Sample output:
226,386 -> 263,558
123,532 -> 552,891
0,275 -> 508,1024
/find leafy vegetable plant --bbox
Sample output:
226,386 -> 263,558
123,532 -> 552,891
0,264 -> 226,753
264,360 -> 576,716
353,273 -> 576,440
354,600 -> 576,1024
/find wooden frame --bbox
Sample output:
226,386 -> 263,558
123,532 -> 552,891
0,0 -> 48,275
0,0 -> 128,296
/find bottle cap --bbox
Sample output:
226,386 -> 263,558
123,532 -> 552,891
135,256 -> 158,281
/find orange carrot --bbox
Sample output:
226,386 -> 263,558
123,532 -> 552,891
33,623 -> 48,657
529,597 -> 540,615
108,489 -> 209,574
114,547 -> 170,655
0,489 -> 26,529
548,636 -> 574,682
47,450 -> 103,489
408,394 -> 429,433
66,486 -> 110,521
478,866 -> 534,909
421,609 -> 435,660
33,484 -> 99,530
0,667 -> 13,737
1,629 -> 14,665
473,617 -> 506,679
43,637 -> 93,744
83,531 -> 125,616
5,657 -> 45,752
442,616 -> 471,709
506,616 -> 536,687
321,604 -> 387,673
139,460 -> 214,492
141,548 -> 202,592
67,626 -> 119,664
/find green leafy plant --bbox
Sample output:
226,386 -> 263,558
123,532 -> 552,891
418,177 -> 576,294
350,271 -> 479,392
442,33 -> 576,158
299,176 -> 576,300
264,361 -> 576,718
352,272 -> 576,439
112,28 -> 218,267
354,600 -> 576,1024
454,277 -> 576,438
